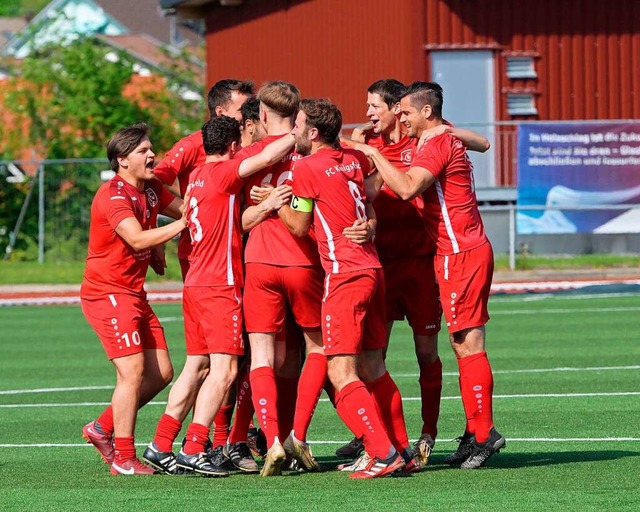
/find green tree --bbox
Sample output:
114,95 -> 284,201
0,36 -> 203,261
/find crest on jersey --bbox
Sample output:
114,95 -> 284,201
146,188 -> 158,208
400,149 -> 413,165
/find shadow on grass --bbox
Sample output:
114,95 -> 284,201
426,449 -> 640,470
316,449 -> 640,473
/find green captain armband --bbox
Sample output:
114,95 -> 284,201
290,195 -> 313,213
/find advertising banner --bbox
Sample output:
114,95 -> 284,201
517,122 -> 640,234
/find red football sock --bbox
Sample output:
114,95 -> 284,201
366,371 -> 410,452
250,366 -> 280,447
336,380 -> 393,460
183,422 -> 210,455
418,357 -> 442,439
96,406 -> 114,436
458,351 -> 494,443
113,436 -> 136,464
153,413 -> 182,453
228,366 -> 254,443
292,352 -> 327,441
276,375 -> 298,441
212,404 -> 233,448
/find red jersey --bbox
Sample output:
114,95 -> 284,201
238,135 -> 320,267
412,133 -> 487,255
81,177 -> 175,298
291,147 -> 380,274
153,130 -> 206,260
184,158 -> 246,287
365,134 -> 434,259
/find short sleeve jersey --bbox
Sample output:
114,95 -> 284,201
365,133 -> 434,259
153,130 -> 206,260
184,159 -> 246,287
291,147 -> 380,274
80,177 -> 175,298
238,135 -> 320,267
411,133 -> 487,255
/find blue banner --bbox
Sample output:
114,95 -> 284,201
517,122 -> 640,234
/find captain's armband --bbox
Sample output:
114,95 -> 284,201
290,195 -> 313,213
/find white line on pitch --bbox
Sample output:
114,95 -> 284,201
2,391 -> 639,409
2,364 -> 637,396
393,364 -> 640,378
0,385 -> 114,396
491,306 -> 640,315
2,437 -> 640,448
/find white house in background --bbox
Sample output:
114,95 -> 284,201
1,0 -> 202,57
0,0 -> 204,99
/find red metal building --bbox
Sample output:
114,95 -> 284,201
163,0 -> 640,185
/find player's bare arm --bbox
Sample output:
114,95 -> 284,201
249,183 -> 274,205
238,134 -> 296,178
356,143 -> 435,200
364,170 -> 384,201
242,184 -> 292,232
419,125 -> 490,153
115,214 -> 187,252
160,196 -> 185,220
278,197 -> 312,237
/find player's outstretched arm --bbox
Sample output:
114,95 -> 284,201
115,215 -> 187,252
419,124 -> 490,153
238,134 -> 296,178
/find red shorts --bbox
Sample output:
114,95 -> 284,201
81,294 -> 167,360
382,255 -> 441,335
321,268 -> 387,356
183,285 -> 245,356
435,241 -> 494,333
243,263 -> 323,333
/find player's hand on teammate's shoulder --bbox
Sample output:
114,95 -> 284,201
353,142 -> 376,157
418,124 -> 449,149
351,121 -> 374,143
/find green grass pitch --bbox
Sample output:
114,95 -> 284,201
1,292 -> 639,511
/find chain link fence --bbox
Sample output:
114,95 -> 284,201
1,159 -> 108,262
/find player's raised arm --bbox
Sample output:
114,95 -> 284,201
238,134 -> 296,178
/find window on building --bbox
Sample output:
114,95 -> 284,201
506,56 -> 537,79
507,93 -> 538,116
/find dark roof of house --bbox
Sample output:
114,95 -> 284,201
100,0 -> 201,46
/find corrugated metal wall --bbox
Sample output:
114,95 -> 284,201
424,0 -> 640,121
203,0 -> 425,124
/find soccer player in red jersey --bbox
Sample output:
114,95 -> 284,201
151,79 -> 254,466
278,99 -> 412,479
150,116 -> 296,477
340,79 -> 491,466
233,82 -> 326,476
357,81 -> 505,469
240,96 -> 268,148
80,123 -> 187,475
153,79 -> 255,279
